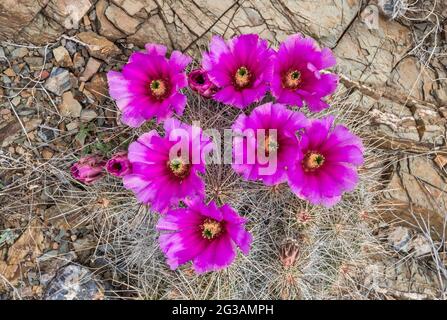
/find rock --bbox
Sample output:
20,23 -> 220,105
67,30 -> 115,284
1,118 -> 42,148
434,155 -> 447,170
3,68 -> 16,77
43,264 -> 105,300
53,46 -> 73,67
64,40 -> 77,55
66,121 -> 79,131
41,148 -> 54,160
77,32 -> 121,61
2,75 -> 11,85
335,9 -> 412,86
96,0 -> 125,40
364,254 -> 441,299
409,234 -> 432,258
18,108 -> 36,116
112,0 -> 146,16
34,70 -> 50,80
11,96 -> 21,106
383,156 -> 447,238
79,57 -> 101,82
0,220 -> 45,285
44,68 -> 72,96
10,47 -> 28,59
105,4 -> 141,35
377,0 -> 407,19
72,236 -> 96,261
80,109 -> 98,122
24,57 -> 44,71
127,14 -> 171,48
19,13 -> 65,45
72,52 -> 86,69
43,0 -> 92,30
387,226 -> 412,253
59,92 -> 82,117
37,251 -> 77,287
0,1 -> 46,41
38,127 -> 57,142
84,73 -> 108,103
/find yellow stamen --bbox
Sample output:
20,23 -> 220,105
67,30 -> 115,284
264,134 -> 278,156
201,219 -> 222,239
234,66 -> 251,89
150,79 -> 167,98
282,70 -> 301,89
302,152 -> 325,171
168,158 -> 190,179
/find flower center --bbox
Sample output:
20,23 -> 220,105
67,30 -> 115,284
302,152 -> 325,172
194,74 -> 205,85
234,66 -> 251,89
112,162 -> 122,171
263,134 -> 278,156
168,157 -> 190,179
201,219 -> 222,239
150,79 -> 167,99
282,70 -> 301,89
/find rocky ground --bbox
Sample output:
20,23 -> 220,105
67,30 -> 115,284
0,0 -> 446,299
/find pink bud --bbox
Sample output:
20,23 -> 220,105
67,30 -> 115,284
71,155 -> 106,185
188,69 -> 218,98
106,152 -> 132,177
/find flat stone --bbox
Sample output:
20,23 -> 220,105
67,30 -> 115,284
79,57 -> 101,82
80,109 -> 98,122
10,47 -> 28,59
0,1 -> 46,41
84,73 -> 108,103
43,0 -> 92,30
11,96 -> 21,106
96,0 -> 125,40
112,0 -> 146,16
3,68 -> 16,77
127,14 -> 170,48
59,91 -> 82,117
43,264 -> 105,300
409,234 -> 432,258
66,121 -> 79,131
24,57 -> 44,71
19,12 -> 64,45
53,46 -> 73,67
44,68 -> 72,96
72,52 -> 85,69
38,127 -> 57,142
105,4 -> 141,34
387,226 -> 412,253
1,118 -> 42,147
41,148 -> 54,160
34,69 -> 50,80
2,75 -> 11,84
64,40 -> 77,55
77,31 -> 121,61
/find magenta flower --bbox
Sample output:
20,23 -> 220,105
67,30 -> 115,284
107,43 -> 192,127
123,119 -> 211,213
287,116 -> 364,207
70,155 -> 106,185
188,69 -> 218,98
232,102 -> 308,185
202,34 -> 275,109
271,34 -> 338,112
106,152 -> 132,177
157,200 -> 252,273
